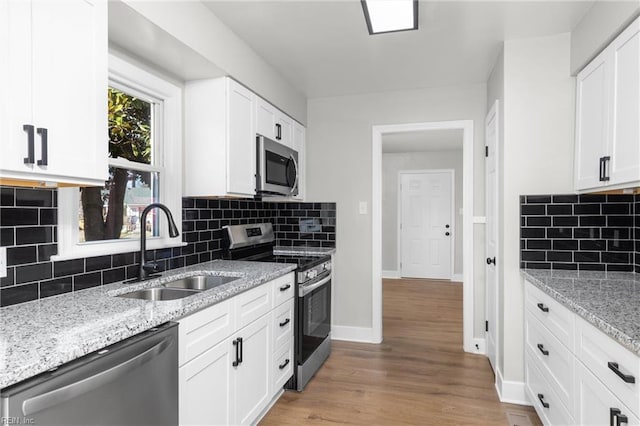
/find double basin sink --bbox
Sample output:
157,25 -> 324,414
117,275 -> 240,301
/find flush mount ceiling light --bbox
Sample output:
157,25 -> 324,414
361,0 -> 418,35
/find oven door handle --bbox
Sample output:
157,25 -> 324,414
299,275 -> 331,297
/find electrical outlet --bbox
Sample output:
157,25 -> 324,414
0,247 -> 6,278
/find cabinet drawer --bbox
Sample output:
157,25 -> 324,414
273,298 -> 294,352
525,349 -> 574,426
272,273 -> 294,307
235,282 -> 272,330
178,298 -> 234,366
575,315 -> 640,417
575,362 -> 640,426
273,338 -> 293,393
525,313 -> 574,412
525,281 -> 574,351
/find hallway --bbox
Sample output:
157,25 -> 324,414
261,278 -> 540,425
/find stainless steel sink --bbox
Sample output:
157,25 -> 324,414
162,275 -> 239,291
117,287 -> 200,301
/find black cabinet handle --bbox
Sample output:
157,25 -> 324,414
608,362 -> 635,383
275,123 -> 282,140
279,318 -> 290,327
279,284 -> 291,292
232,338 -> 240,367
486,257 -> 496,265
36,127 -> 48,166
279,359 -> 290,370
537,343 -> 549,356
602,156 -> 611,182
238,337 -> 243,364
611,408 -> 629,426
23,124 -> 35,164
537,303 -> 549,313
599,157 -> 605,182
537,393 -> 549,409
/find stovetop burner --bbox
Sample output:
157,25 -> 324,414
249,253 -> 329,270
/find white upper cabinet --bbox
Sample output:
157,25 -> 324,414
255,97 -> 293,148
184,77 -> 256,197
0,0 -> 108,186
574,16 -> 640,192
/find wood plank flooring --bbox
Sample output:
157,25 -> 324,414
260,278 -> 540,425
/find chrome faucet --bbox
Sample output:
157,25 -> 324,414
137,203 -> 180,282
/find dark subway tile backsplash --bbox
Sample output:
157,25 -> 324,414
0,185 -> 336,307
521,194 -> 639,272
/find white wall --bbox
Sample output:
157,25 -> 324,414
305,84 -> 486,336
487,33 -> 575,389
118,0 -> 307,123
570,1 -> 640,74
381,151 -> 463,276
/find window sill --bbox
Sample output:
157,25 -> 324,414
50,239 -> 187,262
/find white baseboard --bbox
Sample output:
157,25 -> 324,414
495,368 -> 530,406
451,273 -> 463,282
382,270 -> 400,279
332,325 -> 380,343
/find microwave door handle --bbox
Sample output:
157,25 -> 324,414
289,154 -> 299,195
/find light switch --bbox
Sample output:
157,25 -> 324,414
359,201 -> 368,215
0,247 -> 6,278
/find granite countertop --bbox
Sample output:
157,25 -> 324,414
0,260 -> 296,389
273,246 -> 336,256
521,269 -> 640,355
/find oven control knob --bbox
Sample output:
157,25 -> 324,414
307,270 -> 317,280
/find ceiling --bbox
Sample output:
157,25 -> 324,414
203,0 -> 594,99
382,129 -> 463,153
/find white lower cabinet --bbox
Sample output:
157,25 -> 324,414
178,273 -> 295,425
525,280 -> 640,426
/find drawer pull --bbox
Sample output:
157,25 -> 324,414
280,284 -> 291,292
608,362 -> 636,384
279,358 -> 290,370
537,343 -> 549,356
279,318 -> 290,327
537,393 -> 549,408
610,408 -> 629,426
537,303 -> 549,313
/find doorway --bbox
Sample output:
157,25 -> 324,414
372,120 -> 475,353
399,170 -> 454,280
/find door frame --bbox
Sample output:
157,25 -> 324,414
398,169 -> 455,280
372,120 -> 474,352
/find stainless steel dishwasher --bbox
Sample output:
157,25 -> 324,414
1,322 -> 178,426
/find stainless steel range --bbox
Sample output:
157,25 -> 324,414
223,223 -> 332,391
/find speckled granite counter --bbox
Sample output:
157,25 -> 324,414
0,260 -> 296,389
273,246 -> 336,256
522,269 -> 640,356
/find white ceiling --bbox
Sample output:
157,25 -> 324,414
382,129 -> 463,153
202,0 -> 595,99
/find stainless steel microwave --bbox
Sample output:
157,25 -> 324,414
256,134 -> 299,197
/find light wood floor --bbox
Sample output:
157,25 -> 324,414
260,278 -> 541,426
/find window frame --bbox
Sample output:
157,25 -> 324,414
53,53 -> 183,260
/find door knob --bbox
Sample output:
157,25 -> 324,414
486,257 -> 496,265
445,232 -> 450,236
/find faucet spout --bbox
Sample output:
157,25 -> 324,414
137,203 -> 180,282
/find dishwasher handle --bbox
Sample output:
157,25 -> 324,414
22,336 -> 173,416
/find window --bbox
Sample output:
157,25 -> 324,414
55,54 -> 183,260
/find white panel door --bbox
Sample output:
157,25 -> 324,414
575,54 -> 609,190
400,171 -> 452,279
608,18 -> 640,186
485,101 -> 499,374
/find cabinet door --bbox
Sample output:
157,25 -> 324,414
608,18 -> 640,186
0,0 -> 33,177
233,313 -> 272,425
179,337 -> 235,426
292,122 -> 305,200
226,79 -> 256,195
575,53 -> 609,191
256,98 -> 276,140
575,362 -> 640,426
